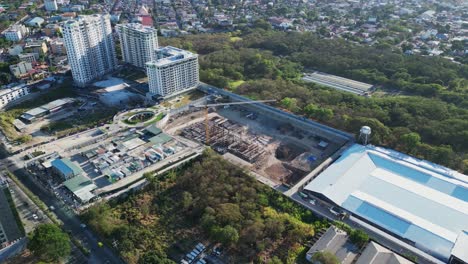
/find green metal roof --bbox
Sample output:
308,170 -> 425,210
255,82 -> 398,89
149,133 -> 172,145
145,124 -> 162,136
63,175 -> 94,192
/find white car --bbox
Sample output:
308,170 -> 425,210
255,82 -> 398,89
49,206 -> 55,211
329,206 -> 343,216
32,214 -> 39,220
309,198 -> 316,205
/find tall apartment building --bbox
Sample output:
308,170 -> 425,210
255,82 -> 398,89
146,46 -> 199,97
116,23 -> 158,68
62,14 -> 117,87
44,0 -> 58,11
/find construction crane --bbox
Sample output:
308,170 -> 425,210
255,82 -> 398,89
190,99 -> 276,145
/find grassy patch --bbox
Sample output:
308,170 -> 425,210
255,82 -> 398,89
230,36 -> 242,42
123,112 -> 165,125
228,80 -> 245,89
48,109 -> 117,137
144,113 -> 165,125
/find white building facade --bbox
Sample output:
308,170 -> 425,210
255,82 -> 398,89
146,46 -> 199,97
4,25 -> 29,42
0,84 -> 31,108
44,0 -> 58,11
116,23 -> 158,68
63,14 -> 117,87
10,61 -> 33,78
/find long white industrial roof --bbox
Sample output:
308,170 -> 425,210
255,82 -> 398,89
304,144 -> 468,261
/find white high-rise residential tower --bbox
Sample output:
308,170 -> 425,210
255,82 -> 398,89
146,46 -> 199,97
116,23 -> 158,68
63,14 -> 117,87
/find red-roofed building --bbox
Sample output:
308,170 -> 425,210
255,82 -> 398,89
140,15 -> 153,26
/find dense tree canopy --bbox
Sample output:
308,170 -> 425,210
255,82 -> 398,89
161,29 -> 468,172
28,224 -> 71,262
83,151 -> 320,263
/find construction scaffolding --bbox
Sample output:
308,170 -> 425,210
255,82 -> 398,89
181,116 -> 266,163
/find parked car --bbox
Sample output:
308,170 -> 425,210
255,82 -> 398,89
309,198 -> 316,205
32,214 -> 39,220
213,246 -> 223,256
329,206 -> 342,216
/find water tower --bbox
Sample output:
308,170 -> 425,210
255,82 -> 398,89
359,126 -> 372,145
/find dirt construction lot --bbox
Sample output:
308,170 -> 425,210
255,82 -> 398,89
164,105 -> 343,186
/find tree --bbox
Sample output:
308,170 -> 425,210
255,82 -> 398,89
0,72 -> 11,85
139,251 -> 175,264
28,224 -> 71,262
253,19 -> 271,30
400,132 -> 421,153
349,229 -> 369,248
304,104 -> 333,121
212,225 -> 239,246
311,251 -> 340,264
267,256 -> 283,264
181,191 -> 193,210
280,97 -> 299,112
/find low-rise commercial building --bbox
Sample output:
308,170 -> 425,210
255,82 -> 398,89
63,175 -> 97,203
51,158 -> 83,180
9,61 -> 33,78
24,41 -> 48,55
26,17 -> 45,27
20,98 -> 74,122
356,242 -> 414,264
18,53 -> 37,63
43,24 -> 61,36
0,84 -> 30,108
3,25 -> 29,42
49,39 -> 66,55
306,226 -> 356,263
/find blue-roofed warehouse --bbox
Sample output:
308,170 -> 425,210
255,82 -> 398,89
51,158 -> 84,180
304,144 -> 468,262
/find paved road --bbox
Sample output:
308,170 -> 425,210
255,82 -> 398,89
12,169 -> 124,264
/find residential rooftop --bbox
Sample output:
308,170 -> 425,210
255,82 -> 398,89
146,46 -> 197,67
116,23 -> 158,33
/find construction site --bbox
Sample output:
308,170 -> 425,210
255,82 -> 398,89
163,87 -> 353,187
